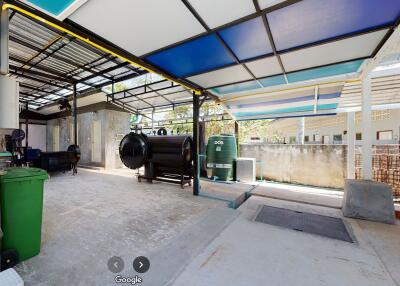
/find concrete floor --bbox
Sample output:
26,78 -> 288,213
13,170 -> 400,286
14,169 -> 239,286
172,195 -> 400,286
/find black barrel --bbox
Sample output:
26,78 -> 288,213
119,133 -> 149,169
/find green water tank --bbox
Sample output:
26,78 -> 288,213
206,134 -> 237,181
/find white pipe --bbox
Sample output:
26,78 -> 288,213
347,111 -> 355,179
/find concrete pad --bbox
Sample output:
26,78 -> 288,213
356,219 -> 400,284
342,180 -> 395,224
144,207 -> 238,286
172,196 -> 398,286
14,169 -> 233,286
199,179 -> 254,208
251,181 -> 343,208
0,269 -> 24,286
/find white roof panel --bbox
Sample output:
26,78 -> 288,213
188,0 -> 255,28
258,0 -> 286,10
187,65 -> 253,88
246,56 -> 282,78
281,29 -> 388,72
69,0 -> 206,56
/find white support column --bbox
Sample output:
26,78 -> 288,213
0,1 -> 9,75
362,75 -> 372,180
347,112 -> 355,179
297,117 -> 305,144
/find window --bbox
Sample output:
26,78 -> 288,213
333,134 -> 342,143
322,135 -> 330,144
356,133 -> 362,140
304,136 -> 309,142
313,134 -> 320,142
377,130 -> 393,140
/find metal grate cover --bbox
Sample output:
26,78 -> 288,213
255,205 -> 353,243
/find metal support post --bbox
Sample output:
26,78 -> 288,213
25,102 -> 29,150
235,121 -> 239,156
73,83 -> 78,146
193,91 -> 200,196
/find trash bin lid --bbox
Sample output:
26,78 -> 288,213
0,152 -> 12,157
0,167 -> 48,183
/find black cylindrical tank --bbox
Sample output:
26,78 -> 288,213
147,135 -> 193,169
119,133 -> 193,170
119,133 -> 149,169
67,144 -> 81,163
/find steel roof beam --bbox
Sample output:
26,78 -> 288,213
10,57 -> 78,82
77,62 -> 130,83
9,34 -> 111,77
114,83 -> 178,100
15,35 -> 63,78
111,79 -> 169,96
13,72 -> 73,90
9,64 -> 74,83
125,91 -> 154,108
253,0 -> 288,83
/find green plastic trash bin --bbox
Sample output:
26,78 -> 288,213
0,168 -> 48,263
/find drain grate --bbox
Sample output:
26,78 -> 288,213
255,205 -> 353,243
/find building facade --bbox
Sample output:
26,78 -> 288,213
265,109 -> 400,145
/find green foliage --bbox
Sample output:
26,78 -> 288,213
160,101 -> 270,142
237,120 -> 270,143
165,105 -> 193,134
104,82 -> 128,93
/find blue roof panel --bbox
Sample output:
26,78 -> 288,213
287,60 -> 364,83
146,34 -> 235,78
28,0 -> 75,15
218,17 -> 273,61
234,103 -> 338,118
211,80 -> 261,96
267,0 -> 400,51
259,74 -> 287,87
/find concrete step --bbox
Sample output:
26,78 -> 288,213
250,182 -> 343,209
199,179 -> 255,209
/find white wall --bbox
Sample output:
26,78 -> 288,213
20,124 -> 47,151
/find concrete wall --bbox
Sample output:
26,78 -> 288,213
46,109 -> 130,169
0,129 -> 12,152
240,144 -> 347,189
104,110 -> 131,169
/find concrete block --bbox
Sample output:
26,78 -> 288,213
236,157 -> 256,183
0,268 -> 24,286
342,179 -> 395,224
